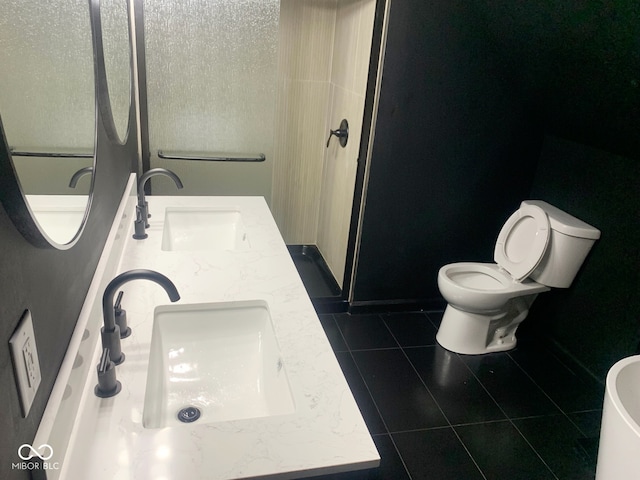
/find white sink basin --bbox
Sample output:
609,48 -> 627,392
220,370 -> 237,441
143,300 -> 295,429
161,207 -> 250,252
31,206 -> 87,244
596,355 -> 640,479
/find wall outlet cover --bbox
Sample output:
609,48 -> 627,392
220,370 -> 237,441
9,310 -> 42,417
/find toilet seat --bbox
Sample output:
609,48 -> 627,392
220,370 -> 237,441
494,204 -> 550,282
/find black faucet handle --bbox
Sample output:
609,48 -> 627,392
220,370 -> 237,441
94,348 -> 121,398
114,291 -> 131,338
114,291 -> 124,313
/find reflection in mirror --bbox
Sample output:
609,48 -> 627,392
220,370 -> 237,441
0,0 -> 95,246
101,0 -> 132,142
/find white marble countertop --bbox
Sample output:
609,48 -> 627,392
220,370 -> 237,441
58,194 -> 379,480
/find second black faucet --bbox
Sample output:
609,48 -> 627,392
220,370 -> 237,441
133,168 -> 183,239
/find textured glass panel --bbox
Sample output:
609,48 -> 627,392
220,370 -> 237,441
0,1 -> 94,152
144,0 -> 279,199
0,0 -> 94,245
101,0 -> 132,142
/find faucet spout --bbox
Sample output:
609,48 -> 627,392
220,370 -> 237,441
135,168 -> 183,233
69,166 -> 94,188
102,269 -> 180,364
137,168 -> 183,207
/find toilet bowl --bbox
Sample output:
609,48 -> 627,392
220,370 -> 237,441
436,200 -> 600,355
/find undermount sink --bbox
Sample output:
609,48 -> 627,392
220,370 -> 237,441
142,300 -> 295,429
160,207 -> 250,252
30,206 -> 86,244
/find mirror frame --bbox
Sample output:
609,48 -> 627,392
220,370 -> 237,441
0,116 -> 56,248
92,0 -> 133,147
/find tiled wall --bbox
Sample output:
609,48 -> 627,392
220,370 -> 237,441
317,0 -> 376,287
272,0 -> 376,287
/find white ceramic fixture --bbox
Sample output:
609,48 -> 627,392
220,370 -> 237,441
596,355 -> 640,479
161,207 -> 250,251
436,200 -> 600,354
143,300 -> 295,428
24,195 -> 90,245
30,207 -> 86,244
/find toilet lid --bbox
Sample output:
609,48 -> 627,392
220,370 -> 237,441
494,204 -> 550,282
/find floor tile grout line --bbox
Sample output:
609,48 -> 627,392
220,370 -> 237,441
458,351 -> 560,480
330,313 -> 415,480
566,407 -> 604,437
507,350 -> 596,440
424,311 -> 443,330
385,413 -> 594,433
402,351 -> 487,480
347,346 -> 403,352
330,310 -> 599,478
380,317 -> 488,480
506,420 -> 561,480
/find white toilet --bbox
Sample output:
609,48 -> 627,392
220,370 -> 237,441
436,200 -> 600,355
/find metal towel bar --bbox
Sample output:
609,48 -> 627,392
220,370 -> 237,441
10,149 -> 93,158
157,150 -> 265,162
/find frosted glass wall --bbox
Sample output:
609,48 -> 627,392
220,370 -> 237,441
101,0 -> 132,142
144,0 -> 279,200
0,0 -> 95,194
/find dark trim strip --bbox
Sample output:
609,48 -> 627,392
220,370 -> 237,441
342,0 -> 389,303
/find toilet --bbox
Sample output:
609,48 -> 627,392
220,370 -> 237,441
436,200 -> 600,355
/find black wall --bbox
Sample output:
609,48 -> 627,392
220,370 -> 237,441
0,122 -> 133,480
525,136 -> 640,381
0,5 -> 136,477
353,0 -> 639,380
353,0 -> 543,304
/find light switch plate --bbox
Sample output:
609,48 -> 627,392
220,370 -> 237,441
9,310 -> 42,417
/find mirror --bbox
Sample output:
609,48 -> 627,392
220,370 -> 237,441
100,0 -> 132,143
0,0 -> 95,247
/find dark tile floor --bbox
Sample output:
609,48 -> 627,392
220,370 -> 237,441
308,311 -> 605,480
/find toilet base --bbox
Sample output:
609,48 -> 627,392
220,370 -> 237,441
436,296 -> 534,355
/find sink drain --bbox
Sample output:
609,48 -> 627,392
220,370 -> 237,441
177,406 -> 201,423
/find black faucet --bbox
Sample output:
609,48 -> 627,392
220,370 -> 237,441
133,168 -> 183,239
68,166 -> 93,188
101,269 -> 180,364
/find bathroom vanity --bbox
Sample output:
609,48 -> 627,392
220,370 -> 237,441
33,175 -> 379,479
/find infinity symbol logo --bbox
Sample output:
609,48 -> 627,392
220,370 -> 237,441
17,443 -> 54,461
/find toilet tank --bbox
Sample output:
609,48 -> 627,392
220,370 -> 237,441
522,200 -> 601,288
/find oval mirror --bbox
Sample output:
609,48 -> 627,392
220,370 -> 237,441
100,0 -> 132,143
0,0 -> 95,247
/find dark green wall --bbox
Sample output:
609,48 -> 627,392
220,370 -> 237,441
353,0 -> 639,381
